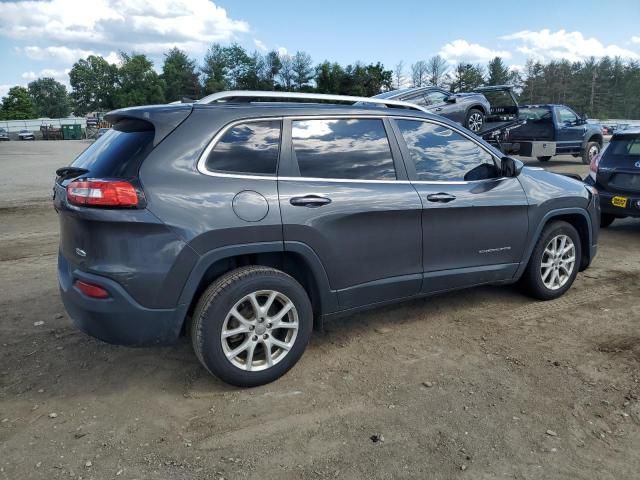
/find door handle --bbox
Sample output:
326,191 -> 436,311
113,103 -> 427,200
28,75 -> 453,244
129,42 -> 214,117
426,192 -> 456,203
290,195 -> 332,207
434,107 -> 443,111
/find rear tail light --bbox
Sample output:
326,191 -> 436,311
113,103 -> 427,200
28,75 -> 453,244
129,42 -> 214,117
66,179 -> 139,207
589,152 -> 600,181
74,280 -> 110,299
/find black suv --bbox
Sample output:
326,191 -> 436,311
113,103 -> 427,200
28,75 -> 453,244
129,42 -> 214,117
54,91 -> 599,387
586,128 -> 640,226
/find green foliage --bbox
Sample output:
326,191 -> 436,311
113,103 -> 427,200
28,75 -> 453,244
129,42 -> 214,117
115,53 -> 165,108
0,86 -> 35,120
69,55 -> 118,115
28,78 -> 70,118
486,57 -> 511,86
449,63 -> 485,92
162,48 -> 200,102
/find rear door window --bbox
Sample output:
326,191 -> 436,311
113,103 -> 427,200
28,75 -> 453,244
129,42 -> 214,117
71,120 -> 154,178
291,118 -> 396,180
206,120 -> 281,175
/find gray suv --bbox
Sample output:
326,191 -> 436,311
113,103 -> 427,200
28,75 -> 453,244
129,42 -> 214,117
54,91 -> 600,387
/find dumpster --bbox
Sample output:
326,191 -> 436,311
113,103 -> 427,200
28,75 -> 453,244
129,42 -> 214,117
62,124 -> 82,140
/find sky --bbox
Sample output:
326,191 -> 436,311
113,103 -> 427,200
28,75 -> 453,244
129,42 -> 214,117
0,0 -> 639,98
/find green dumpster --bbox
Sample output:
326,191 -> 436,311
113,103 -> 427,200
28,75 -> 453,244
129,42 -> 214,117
62,124 -> 82,140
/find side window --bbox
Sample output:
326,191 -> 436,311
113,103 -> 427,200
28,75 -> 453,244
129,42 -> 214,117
396,119 -> 499,182
291,118 -> 396,180
404,94 -> 428,107
424,91 -> 448,105
205,120 -> 281,175
558,107 -> 578,124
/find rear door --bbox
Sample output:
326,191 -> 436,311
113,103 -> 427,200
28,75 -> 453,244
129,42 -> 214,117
391,117 -> 529,293
278,116 -> 423,309
555,106 -> 585,153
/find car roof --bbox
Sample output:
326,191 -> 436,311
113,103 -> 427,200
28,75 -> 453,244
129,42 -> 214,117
373,86 -> 443,99
612,127 -> 640,136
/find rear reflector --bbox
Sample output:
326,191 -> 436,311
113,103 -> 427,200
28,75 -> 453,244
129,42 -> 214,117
67,179 -> 138,207
74,280 -> 110,299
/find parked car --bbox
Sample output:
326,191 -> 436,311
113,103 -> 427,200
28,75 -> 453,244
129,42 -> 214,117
373,86 -> 492,133
585,128 -> 640,227
54,91 -> 599,387
0,128 -> 9,141
18,129 -> 35,140
504,105 -> 603,164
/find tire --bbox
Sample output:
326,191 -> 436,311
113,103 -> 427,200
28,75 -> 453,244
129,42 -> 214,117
537,156 -> 552,162
191,266 -> 313,387
520,221 -> 582,300
465,108 -> 485,133
600,213 -> 616,228
582,141 -> 600,165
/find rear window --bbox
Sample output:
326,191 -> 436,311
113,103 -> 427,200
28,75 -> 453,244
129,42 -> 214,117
205,120 -> 281,175
601,135 -> 640,168
71,119 -> 154,178
291,118 -> 395,180
519,107 -> 552,121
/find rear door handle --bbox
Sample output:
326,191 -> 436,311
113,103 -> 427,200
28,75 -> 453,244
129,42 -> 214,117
290,195 -> 332,207
426,193 -> 456,203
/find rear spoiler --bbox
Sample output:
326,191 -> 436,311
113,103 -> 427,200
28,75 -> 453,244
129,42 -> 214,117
105,104 -> 193,146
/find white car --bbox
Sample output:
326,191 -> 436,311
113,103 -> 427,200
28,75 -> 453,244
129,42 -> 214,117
18,129 -> 35,140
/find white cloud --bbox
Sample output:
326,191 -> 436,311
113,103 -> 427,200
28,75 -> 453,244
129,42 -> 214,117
501,29 -> 639,62
20,46 -> 97,63
0,85 -> 12,98
0,0 -> 250,56
277,47 -> 288,57
632,36 -> 640,44
21,68 -> 71,86
253,39 -> 267,52
439,39 -> 511,64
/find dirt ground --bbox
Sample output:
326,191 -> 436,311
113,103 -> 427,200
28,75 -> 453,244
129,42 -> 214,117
1,141 -> 639,480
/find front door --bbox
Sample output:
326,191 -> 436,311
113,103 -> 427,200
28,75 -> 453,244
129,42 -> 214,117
391,117 -> 530,293
278,117 -> 423,309
555,106 -> 585,154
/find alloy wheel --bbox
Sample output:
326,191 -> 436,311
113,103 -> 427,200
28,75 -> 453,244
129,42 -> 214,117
221,290 -> 299,371
588,145 -> 599,161
468,112 -> 483,132
540,234 -> 576,290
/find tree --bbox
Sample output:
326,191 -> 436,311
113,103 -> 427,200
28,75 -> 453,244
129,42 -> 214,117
264,50 -> 282,89
202,44 -> 229,94
27,77 -> 70,118
69,55 -> 118,115
411,60 -> 428,87
315,61 -> 344,94
292,51 -> 313,90
161,48 -> 200,102
115,53 -> 165,108
394,61 -> 405,89
427,55 -> 448,87
278,54 -> 295,90
486,57 -> 511,86
448,63 -> 485,92
0,86 -> 35,120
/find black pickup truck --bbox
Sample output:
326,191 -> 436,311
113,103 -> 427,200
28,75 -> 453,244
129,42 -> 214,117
501,104 -> 603,164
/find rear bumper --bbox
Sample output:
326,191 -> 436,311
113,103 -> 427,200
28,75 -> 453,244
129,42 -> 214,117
58,253 -> 183,346
598,190 -> 640,217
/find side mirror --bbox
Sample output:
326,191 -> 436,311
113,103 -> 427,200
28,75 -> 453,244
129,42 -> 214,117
501,156 -> 523,177
445,95 -> 457,103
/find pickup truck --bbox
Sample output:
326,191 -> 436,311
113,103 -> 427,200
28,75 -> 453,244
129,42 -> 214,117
503,104 -> 603,164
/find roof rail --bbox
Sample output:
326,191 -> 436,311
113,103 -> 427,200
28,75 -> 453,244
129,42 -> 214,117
196,90 -> 430,113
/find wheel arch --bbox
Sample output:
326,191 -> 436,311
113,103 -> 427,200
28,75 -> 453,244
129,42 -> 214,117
516,208 -> 594,280
176,242 -> 336,335
583,131 -> 604,149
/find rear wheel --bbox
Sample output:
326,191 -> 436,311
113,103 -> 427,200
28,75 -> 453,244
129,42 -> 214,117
582,141 -> 600,165
466,108 -> 484,133
191,266 -> 313,387
520,221 -> 581,300
600,213 -> 616,228
537,156 -> 552,162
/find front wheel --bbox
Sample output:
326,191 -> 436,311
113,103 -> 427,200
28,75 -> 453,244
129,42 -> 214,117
191,266 -> 313,387
582,141 -> 600,165
520,221 -> 581,300
465,108 -> 484,133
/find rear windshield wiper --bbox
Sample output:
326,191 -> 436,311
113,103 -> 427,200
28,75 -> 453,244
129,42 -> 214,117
56,166 -> 89,179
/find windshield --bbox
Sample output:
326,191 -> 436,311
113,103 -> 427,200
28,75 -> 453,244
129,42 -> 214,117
600,135 -> 640,168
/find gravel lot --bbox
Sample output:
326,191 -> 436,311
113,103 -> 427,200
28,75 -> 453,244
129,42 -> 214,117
1,141 -> 639,480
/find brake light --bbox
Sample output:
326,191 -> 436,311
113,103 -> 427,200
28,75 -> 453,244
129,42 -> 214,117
67,179 -> 138,207
74,280 -> 110,299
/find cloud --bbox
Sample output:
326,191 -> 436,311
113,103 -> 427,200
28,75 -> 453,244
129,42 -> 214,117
277,47 -> 288,57
439,39 -> 512,64
0,0 -> 250,56
0,85 -> 12,98
253,39 -> 267,52
20,46 -> 97,63
501,29 -> 639,62
632,36 -> 640,44
21,68 -> 71,88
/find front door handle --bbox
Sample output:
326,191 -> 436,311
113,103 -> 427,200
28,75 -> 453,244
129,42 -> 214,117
426,192 -> 456,203
434,107 -> 443,111
290,195 -> 332,208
